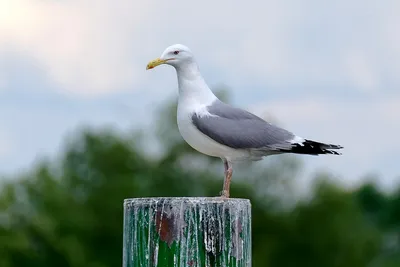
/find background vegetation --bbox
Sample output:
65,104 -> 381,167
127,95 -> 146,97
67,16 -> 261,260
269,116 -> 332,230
1,92 -> 399,267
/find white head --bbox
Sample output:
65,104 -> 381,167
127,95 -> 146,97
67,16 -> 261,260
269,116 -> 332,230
146,44 -> 195,70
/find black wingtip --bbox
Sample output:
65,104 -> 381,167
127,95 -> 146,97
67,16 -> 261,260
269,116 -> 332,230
281,139 -> 343,156
322,149 -> 342,155
323,143 -> 344,150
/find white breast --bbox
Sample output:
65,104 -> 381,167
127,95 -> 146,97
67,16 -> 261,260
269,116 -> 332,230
174,65 -> 250,161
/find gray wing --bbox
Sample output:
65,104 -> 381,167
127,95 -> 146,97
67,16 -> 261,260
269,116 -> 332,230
192,99 -> 296,150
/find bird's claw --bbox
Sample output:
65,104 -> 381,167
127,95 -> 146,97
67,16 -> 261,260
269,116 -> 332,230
219,190 -> 230,199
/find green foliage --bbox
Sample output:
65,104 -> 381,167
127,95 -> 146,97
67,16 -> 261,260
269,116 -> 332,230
0,95 -> 399,267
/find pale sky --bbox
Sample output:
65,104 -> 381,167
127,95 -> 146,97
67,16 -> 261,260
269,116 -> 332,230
1,0 -> 399,189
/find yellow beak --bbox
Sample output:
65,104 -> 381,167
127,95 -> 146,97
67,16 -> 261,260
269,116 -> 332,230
146,58 -> 168,70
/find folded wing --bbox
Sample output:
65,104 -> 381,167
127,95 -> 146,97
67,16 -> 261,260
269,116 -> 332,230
191,100 -> 343,155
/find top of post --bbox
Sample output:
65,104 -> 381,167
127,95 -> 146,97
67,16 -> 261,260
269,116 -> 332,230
124,197 -> 251,208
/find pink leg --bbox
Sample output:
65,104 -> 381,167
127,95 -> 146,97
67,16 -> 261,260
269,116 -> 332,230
221,159 -> 233,198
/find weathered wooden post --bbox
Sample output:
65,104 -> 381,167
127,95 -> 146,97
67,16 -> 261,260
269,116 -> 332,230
123,197 -> 251,267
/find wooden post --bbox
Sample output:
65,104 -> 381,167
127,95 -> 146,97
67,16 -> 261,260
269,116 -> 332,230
123,197 -> 251,267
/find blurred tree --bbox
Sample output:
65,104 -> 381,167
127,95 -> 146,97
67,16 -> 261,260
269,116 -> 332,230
268,178 -> 381,267
354,180 -> 400,267
0,92 -> 396,267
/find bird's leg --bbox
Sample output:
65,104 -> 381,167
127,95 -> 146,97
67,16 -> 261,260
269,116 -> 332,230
221,159 -> 233,198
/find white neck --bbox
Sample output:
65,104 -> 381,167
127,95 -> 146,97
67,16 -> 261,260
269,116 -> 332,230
175,62 -> 217,105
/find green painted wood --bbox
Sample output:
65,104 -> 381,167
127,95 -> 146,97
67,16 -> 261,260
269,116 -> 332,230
123,197 -> 251,267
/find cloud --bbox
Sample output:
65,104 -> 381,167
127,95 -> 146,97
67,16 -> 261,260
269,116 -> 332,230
0,0 -> 153,96
0,129 -> 14,159
0,73 -> 6,91
253,95 -> 400,152
1,0 -> 400,97
1,0 -> 399,186
249,94 -> 400,186
343,50 -> 379,92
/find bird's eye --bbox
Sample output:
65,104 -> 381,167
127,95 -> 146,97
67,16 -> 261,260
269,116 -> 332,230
173,50 -> 179,55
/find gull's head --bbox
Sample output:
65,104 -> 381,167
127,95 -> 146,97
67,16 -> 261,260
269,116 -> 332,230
146,44 -> 194,70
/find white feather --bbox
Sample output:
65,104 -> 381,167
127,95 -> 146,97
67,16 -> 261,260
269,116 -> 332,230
290,135 -> 306,146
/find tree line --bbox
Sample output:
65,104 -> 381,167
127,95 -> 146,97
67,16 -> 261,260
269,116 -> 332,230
0,95 -> 399,267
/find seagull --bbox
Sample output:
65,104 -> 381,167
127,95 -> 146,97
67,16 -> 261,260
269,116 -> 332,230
146,44 -> 343,198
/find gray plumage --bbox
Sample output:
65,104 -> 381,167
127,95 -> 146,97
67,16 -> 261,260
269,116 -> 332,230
192,99 -> 343,155
192,99 -> 295,149
147,43 -> 343,198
